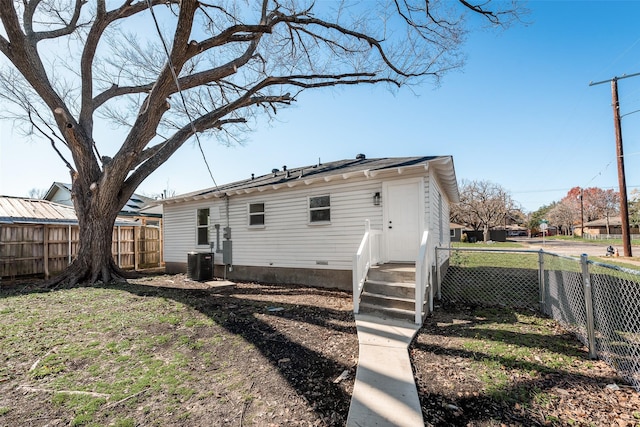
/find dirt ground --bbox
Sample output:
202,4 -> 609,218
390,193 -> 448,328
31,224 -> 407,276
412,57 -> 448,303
1,273 -> 639,426
411,306 -> 640,426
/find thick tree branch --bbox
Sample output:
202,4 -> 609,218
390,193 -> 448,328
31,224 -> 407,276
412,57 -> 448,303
80,0 -> 179,133
25,0 -> 85,42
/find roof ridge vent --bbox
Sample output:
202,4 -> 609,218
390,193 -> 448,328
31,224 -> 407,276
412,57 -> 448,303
356,153 -> 366,160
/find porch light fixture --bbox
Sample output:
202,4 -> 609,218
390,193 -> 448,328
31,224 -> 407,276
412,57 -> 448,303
373,192 -> 381,206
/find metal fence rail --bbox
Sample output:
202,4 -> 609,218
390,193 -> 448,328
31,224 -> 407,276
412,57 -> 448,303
436,246 -> 640,391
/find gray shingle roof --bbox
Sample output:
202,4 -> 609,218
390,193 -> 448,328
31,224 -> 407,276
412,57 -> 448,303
161,155 -> 459,204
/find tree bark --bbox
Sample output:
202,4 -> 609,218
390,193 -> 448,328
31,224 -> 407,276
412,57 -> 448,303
46,179 -> 130,287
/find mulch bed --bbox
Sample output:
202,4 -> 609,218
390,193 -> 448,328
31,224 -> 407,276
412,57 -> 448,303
1,274 -> 639,426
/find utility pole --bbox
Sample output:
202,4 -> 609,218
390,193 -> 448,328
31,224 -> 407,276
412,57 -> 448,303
579,188 -> 584,238
590,72 -> 640,257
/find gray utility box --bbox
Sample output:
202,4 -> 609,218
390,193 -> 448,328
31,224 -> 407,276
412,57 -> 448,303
187,252 -> 213,281
222,241 -> 232,265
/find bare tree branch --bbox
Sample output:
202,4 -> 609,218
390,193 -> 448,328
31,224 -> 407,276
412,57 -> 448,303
0,0 -> 525,283
28,109 -> 76,172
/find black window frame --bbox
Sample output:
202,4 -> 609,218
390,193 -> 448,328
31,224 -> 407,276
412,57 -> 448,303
196,208 -> 210,246
248,202 -> 265,227
309,195 -> 331,223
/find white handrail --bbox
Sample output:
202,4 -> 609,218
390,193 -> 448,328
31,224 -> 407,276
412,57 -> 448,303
353,220 -> 382,314
352,231 -> 371,314
415,230 -> 432,324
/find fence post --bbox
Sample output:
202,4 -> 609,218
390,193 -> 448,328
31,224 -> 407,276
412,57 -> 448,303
68,225 -> 72,265
538,250 -> 545,313
43,224 -> 49,279
117,226 -> 122,268
134,226 -> 140,271
580,254 -> 598,359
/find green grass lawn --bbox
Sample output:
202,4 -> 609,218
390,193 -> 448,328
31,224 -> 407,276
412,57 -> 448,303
452,241 -> 527,249
0,281 -> 358,426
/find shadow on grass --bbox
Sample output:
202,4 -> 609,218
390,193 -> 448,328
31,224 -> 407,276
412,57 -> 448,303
410,305 -> 625,426
127,281 -> 357,424
0,278 -> 357,425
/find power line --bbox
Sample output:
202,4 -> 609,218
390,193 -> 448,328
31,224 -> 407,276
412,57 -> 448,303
145,0 -> 219,190
512,184 -> 640,195
589,72 -> 640,257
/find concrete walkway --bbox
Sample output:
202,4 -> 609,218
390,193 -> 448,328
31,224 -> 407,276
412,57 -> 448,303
346,314 -> 423,427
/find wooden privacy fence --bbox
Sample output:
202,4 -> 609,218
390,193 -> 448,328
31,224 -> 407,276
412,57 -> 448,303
0,224 -> 162,279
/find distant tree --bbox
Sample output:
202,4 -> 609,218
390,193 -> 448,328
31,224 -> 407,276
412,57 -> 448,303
547,201 -> 575,235
559,187 -> 619,235
590,188 -> 619,234
527,203 -> 554,235
27,188 -> 47,199
450,179 -> 517,242
0,1 -> 524,285
141,184 -> 176,200
630,189 -> 640,227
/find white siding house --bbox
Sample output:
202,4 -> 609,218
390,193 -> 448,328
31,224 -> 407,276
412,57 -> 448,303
161,155 -> 459,290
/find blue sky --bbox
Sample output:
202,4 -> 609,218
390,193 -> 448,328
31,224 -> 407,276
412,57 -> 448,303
2,1 -> 640,212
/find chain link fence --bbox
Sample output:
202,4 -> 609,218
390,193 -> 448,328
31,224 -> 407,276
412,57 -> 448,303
436,248 -> 541,309
436,247 -> 640,391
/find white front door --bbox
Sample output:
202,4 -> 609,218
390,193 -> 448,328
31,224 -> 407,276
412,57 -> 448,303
384,179 -> 423,262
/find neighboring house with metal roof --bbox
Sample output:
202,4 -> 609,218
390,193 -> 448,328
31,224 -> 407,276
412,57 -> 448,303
159,155 -> 459,290
43,182 -> 163,225
0,196 -> 78,225
0,196 -> 138,226
0,196 -> 149,278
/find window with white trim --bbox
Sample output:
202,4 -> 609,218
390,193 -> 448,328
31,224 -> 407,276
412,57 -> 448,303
309,195 -> 331,223
196,208 -> 209,245
248,202 -> 265,226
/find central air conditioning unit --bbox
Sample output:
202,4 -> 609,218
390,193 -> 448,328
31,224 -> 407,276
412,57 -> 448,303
187,252 -> 213,281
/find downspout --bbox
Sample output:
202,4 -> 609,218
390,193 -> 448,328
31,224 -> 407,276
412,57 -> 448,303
224,194 -> 232,277
225,194 -> 230,230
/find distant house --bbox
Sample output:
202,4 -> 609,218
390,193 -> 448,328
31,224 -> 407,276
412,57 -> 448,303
449,223 -> 464,242
576,217 -> 640,237
159,155 -> 459,290
43,182 -> 163,226
0,196 -> 82,225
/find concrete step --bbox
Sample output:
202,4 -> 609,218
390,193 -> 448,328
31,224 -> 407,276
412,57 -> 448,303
364,279 -> 415,299
359,302 -> 416,322
368,264 -> 415,283
361,291 -> 415,311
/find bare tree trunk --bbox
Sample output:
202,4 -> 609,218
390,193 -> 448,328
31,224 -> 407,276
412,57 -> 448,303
46,180 -> 130,287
